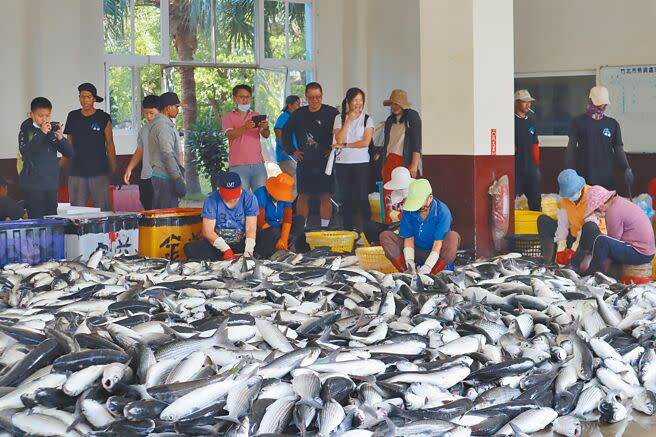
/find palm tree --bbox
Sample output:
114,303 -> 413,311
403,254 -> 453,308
104,0 -> 256,195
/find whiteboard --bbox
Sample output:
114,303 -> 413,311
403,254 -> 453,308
599,65 -> 656,153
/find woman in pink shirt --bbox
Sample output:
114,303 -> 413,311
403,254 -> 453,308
578,185 -> 655,275
221,84 -> 271,191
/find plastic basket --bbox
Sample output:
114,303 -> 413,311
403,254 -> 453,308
507,234 -> 542,257
305,231 -> 359,253
514,210 -> 542,235
139,208 -> 202,260
621,263 -> 652,284
356,246 -> 397,273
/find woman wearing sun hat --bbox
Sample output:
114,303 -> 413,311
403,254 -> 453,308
381,89 -> 422,223
381,178 -> 460,274
364,166 -> 415,245
254,173 -> 306,258
577,185 -> 655,275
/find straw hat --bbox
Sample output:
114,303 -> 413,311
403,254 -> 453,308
266,173 -> 294,202
383,89 -> 412,109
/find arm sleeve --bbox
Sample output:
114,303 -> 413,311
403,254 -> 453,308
154,125 -> 182,179
532,143 -> 540,166
364,115 -> 375,129
18,126 -> 41,160
244,193 -> 259,217
257,207 -> 267,229
53,137 -> 74,158
63,112 -> 74,135
565,119 -> 578,168
282,207 -> 293,224
222,114 -> 234,133
409,110 -> 422,153
201,196 -> 217,219
399,214 -> 413,239
612,123 -> 630,170
554,208 -> 570,242
433,208 -> 453,241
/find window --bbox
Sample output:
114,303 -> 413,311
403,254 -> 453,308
514,73 -> 596,136
104,0 -> 315,139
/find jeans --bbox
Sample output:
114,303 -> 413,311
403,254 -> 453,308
579,222 -> 654,275
230,163 -> 267,192
68,175 -> 111,211
184,238 -> 246,261
335,163 -> 371,230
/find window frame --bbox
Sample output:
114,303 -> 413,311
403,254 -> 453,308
104,0 -> 316,135
514,70 -> 596,147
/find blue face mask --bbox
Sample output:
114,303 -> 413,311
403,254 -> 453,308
568,191 -> 582,202
237,104 -> 250,112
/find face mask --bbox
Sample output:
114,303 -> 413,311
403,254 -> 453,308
568,191 -> 582,202
33,122 -> 41,129
238,104 -> 250,112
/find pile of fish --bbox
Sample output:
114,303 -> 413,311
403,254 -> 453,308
0,247 -> 655,436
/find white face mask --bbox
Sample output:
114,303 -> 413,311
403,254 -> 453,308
33,122 -> 41,129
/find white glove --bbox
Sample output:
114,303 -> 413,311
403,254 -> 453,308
243,237 -> 256,257
556,240 -> 567,252
403,247 -> 415,273
418,251 -> 439,275
212,236 -> 230,252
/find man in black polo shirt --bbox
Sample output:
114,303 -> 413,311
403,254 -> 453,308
282,82 -> 339,228
514,89 -> 541,211
566,85 -> 633,191
64,83 -> 121,211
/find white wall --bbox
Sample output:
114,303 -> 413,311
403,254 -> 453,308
315,0 -> 421,124
0,0 -> 104,160
514,0 -> 656,73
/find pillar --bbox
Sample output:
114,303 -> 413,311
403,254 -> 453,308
419,0 -> 515,257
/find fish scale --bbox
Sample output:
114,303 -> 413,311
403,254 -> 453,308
0,251 -> 655,435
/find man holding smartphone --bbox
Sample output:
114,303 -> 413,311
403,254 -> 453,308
222,84 -> 270,192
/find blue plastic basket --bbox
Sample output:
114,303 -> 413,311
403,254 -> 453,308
0,219 -> 67,267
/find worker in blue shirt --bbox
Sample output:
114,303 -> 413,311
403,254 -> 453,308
381,179 -> 460,274
254,173 -> 306,258
184,171 -> 259,260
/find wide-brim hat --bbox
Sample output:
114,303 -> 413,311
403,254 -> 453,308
584,185 -> 616,217
383,89 -> 411,109
266,173 -> 294,202
558,169 -> 586,198
384,167 -> 415,191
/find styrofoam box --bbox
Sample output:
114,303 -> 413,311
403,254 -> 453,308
45,212 -> 140,261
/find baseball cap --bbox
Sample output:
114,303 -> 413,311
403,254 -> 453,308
589,86 -> 610,106
159,92 -> 181,108
403,179 -> 433,212
514,89 -> 536,102
217,172 -> 242,200
78,83 -> 104,103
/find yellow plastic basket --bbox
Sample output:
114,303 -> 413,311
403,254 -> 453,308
356,246 -> 397,273
514,210 -> 542,235
305,231 -> 359,253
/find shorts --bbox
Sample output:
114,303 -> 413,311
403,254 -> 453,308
297,160 -> 334,195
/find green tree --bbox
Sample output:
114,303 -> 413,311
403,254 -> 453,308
104,0 -> 257,195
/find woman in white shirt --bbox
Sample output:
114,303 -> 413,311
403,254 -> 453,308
332,87 -> 375,231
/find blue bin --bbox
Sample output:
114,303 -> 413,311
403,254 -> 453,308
0,219 -> 67,267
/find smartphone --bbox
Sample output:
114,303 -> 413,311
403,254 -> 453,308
251,114 -> 267,125
50,122 -> 60,131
